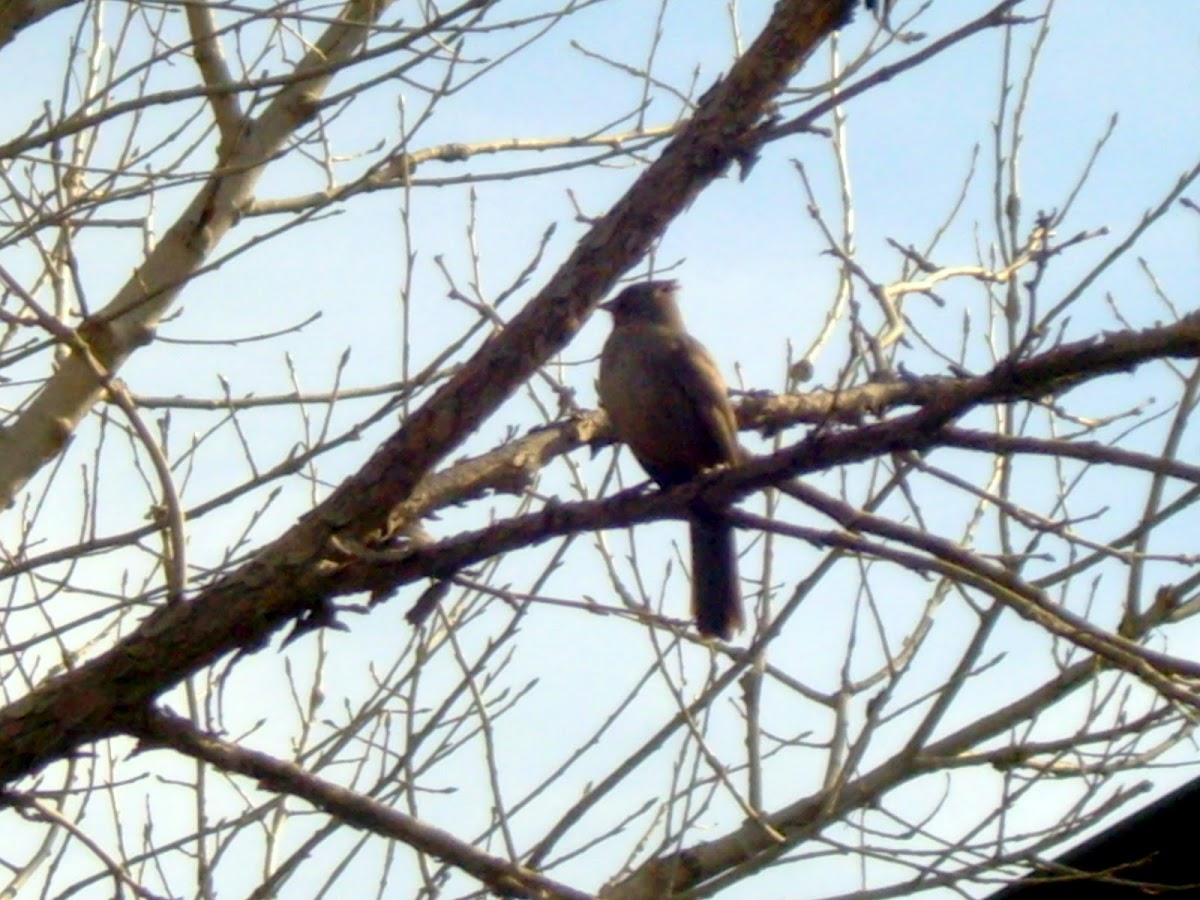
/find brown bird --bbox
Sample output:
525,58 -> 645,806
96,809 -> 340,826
598,280 -> 744,639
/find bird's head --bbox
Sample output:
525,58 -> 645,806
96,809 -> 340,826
600,280 -> 683,328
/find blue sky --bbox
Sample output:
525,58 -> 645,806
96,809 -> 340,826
3,1 -> 1200,896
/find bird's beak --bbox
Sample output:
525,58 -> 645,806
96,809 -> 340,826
599,298 -> 617,313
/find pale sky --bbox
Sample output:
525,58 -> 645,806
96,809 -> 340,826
1,1 -> 1199,896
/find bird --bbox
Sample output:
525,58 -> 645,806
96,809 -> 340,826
597,280 -> 744,639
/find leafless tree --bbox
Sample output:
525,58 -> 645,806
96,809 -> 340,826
1,0 -> 1198,897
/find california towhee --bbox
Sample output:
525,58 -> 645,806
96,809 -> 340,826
598,280 -> 744,639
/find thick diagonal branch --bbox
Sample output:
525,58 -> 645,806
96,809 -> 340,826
133,710 -> 593,900
0,0 -> 80,50
0,0 -> 853,786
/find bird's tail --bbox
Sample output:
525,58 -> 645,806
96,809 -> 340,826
690,510 -> 743,640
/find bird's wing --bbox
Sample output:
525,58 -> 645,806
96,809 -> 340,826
600,324 -> 741,484
664,333 -> 741,465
